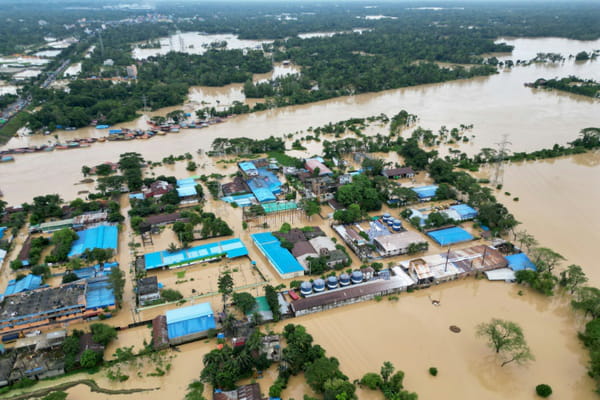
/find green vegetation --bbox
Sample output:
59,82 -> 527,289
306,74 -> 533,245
428,367 -> 438,377
108,267 -> 125,308
232,292 -> 257,314
265,285 -> 281,321
47,228 -> 78,263
476,319 -> 534,367
359,361 -> 417,400
184,381 -> 207,400
200,330 -> 271,390
532,76 -> 600,98
161,288 -> 183,302
536,384 -> 553,398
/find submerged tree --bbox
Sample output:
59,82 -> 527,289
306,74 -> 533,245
476,318 -> 534,367
218,269 -> 234,313
559,264 -> 588,294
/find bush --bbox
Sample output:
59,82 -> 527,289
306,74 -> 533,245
161,288 -> 184,302
429,367 -> 438,376
536,384 -> 552,398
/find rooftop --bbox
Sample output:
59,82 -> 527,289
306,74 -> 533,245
68,224 -> 118,258
138,276 -> 159,295
374,231 -> 425,252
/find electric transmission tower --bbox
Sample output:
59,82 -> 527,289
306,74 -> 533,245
491,134 -> 512,187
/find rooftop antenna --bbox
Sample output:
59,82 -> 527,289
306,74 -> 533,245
491,134 -> 511,187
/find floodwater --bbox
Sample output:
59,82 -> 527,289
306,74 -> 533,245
1,36 -> 600,400
132,32 -> 270,60
2,37 -> 600,205
287,279 -> 595,400
500,153 -> 600,285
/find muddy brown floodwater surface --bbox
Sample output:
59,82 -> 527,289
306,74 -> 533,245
1,37 -> 600,400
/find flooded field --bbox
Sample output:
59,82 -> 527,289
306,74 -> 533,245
132,32 -> 270,60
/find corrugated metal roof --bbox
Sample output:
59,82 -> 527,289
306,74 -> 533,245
166,302 -> 214,324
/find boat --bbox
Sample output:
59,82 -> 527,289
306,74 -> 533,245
97,137 -> 106,142
0,156 -> 15,162
55,145 -> 68,150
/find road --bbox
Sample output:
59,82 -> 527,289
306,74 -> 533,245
0,58 -> 71,122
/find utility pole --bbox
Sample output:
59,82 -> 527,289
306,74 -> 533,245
491,134 -> 512,187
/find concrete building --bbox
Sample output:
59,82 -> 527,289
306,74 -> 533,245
213,383 -> 263,400
126,64 -> 138,78
137,276 -> 160,305
373,231 -> 426,257
382,167 -> 415,179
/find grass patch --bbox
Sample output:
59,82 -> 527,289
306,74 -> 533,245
175,270 -> 186,279
267,151 -> 302,167
0,110 -> 30,144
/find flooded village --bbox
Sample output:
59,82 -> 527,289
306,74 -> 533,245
0,5 -> 600,400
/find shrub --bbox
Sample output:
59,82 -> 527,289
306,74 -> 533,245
161,288 -> 184,302
429,367 -> 438,376
536,384 -> 552,398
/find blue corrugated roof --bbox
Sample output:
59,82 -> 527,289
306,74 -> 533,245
177,186 -> 197,197
166,302 -> 216,339
251,232 -> 304,276
449,204 -> 478,219
239,161 -> 257,173
74,262 -> 117,280
505,253 -> 537,271
427,226 -> 474,246
144,238 -> 248,270
85,277 -> 116,309
68,224 -> 118,258
129,193 -> 144,200
0,227 -> 6,240
411,185 -> 439,199
4,274 -> 42,296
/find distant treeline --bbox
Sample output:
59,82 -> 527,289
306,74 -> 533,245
531,76 -> 600,99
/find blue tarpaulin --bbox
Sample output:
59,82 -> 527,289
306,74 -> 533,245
505,253 -> 537,271
68,224 -> 118,258
166,302 -> 216,339
0,227 -> 6,240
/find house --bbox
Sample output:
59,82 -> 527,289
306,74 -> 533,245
77,332 -> 105,363
238,161 -> 258,177
339,174 -> 353,185
9,349 -> 65,382
144,213 -> 188,227
261,335 -> 281,361
373,231 -> 426,257
213,383 -> 263,400
138,276 -> 160,305
14,330 -> 66,352
126,64 -> 138,79
304,158 -> 333,176
382,167 -> 415,179
222,176 -> 250,196
143,180 -> 173,199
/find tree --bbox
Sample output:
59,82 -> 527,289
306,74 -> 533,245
161,288 -> 183,302
232,292 -> 256,314
62,271 -> 80,284
536,384 -> 553,398
360,372 -> 383,390
303,199 -> 321,218
515,270 -> 557,296
305,357 -> 345,393
362,158 -> 385,176
185,381 -> 207,400
218,270 -> 234,313
108,267 -> 125,307
530,247 -> 565,273
572,286 -> 600,319
80,349 -> 101,368
323,378 -> 357,400
81,166 -> 91,177
559,264 -> 588,294
514,231 -> 538,252
476,319 -> 534,367
90,323 -> 117,346
380,361 -> 395,384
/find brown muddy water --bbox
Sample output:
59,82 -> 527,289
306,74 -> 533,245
1,37 -> 600,400
1,37 -> 600,205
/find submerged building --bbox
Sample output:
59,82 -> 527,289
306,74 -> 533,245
165,302 -> 216,345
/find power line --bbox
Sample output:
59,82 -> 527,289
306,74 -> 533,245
491,134 -> 511,187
